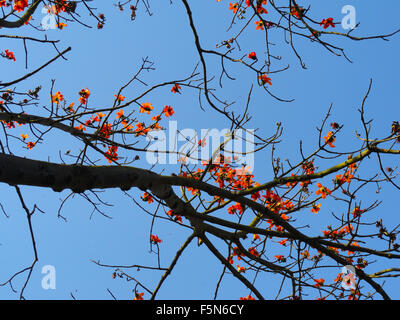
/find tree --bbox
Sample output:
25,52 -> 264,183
0,0 -> 399,300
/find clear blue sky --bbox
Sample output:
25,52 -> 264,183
0,0 -> 399,299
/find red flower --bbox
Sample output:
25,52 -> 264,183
142,192 -> 154,204
26,141 -> 35,150
150,234 -> 162,244
227,203 -> 245,215
274,255 -> 286,263
4,49 -> 16,61
248,246 -> 260,257
245,0 -> 266,7
74,124 -> 86,131
240,295 -> 255,300
237,265 -> 246,273
256,5 -> 267,15
166,210 -> 182,223
99,123 -> 112,139
3,121 -> 15,129
314,278 -> 325,288
248,51 -> 257,60
290,6 -> 304,19
163,105 -> 174,117
133,292 -> 144,300
105,145 -> 118,163
259,74 -> 272,86
13,0 -> 28,12
352,206 -> 365,218
171,83 -> 181,94
320,18 -> 335,29
232,246 -> 244,261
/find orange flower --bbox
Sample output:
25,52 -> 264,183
245,0 -> 267,7
104,145 -> 118,163
314,278 -> 325,288
116,109 -> 124,119
140,102 -> 153,114
57,22 -> 67,29
334,174 -> 346,186
24,15 -> 32,25
133,292 -> 144,300
315,183 -> 331,199
228,203 -> 245,215
229,2 -> 239,13
301,250 -> 310,259
290,6 -> 304,19
347,241 -> 359,255
51,91 -> 64,104
275,255 -> 286,263
248,246 -> 260,257
150,122 -> 162,131
352,206 -> 364,218
75,124 -> 86,131
20,133 -> 28,140
237,265 -> 246,273
171,83 -> 181,93
240,295 -> 255,300
162,105 -> 174,117
311,203 -> 321,213
259,74 -> 272,86
66,103 -> 75,113
26,141 -> 35,150
334,273 -> 343,283
278,239 -> 288,246
99,123 -> 112,138
232,246 -> 244,261
114,94 -> 125,103
323,131 -> 336,147
255,20 -> 265,30
78,88 -> 90,104
166,210 -> 182,223
142,192 -> 154,204
135,122 -> 150,136
121,120 -> 133,132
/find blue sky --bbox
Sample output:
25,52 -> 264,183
0,1 -> 399,300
